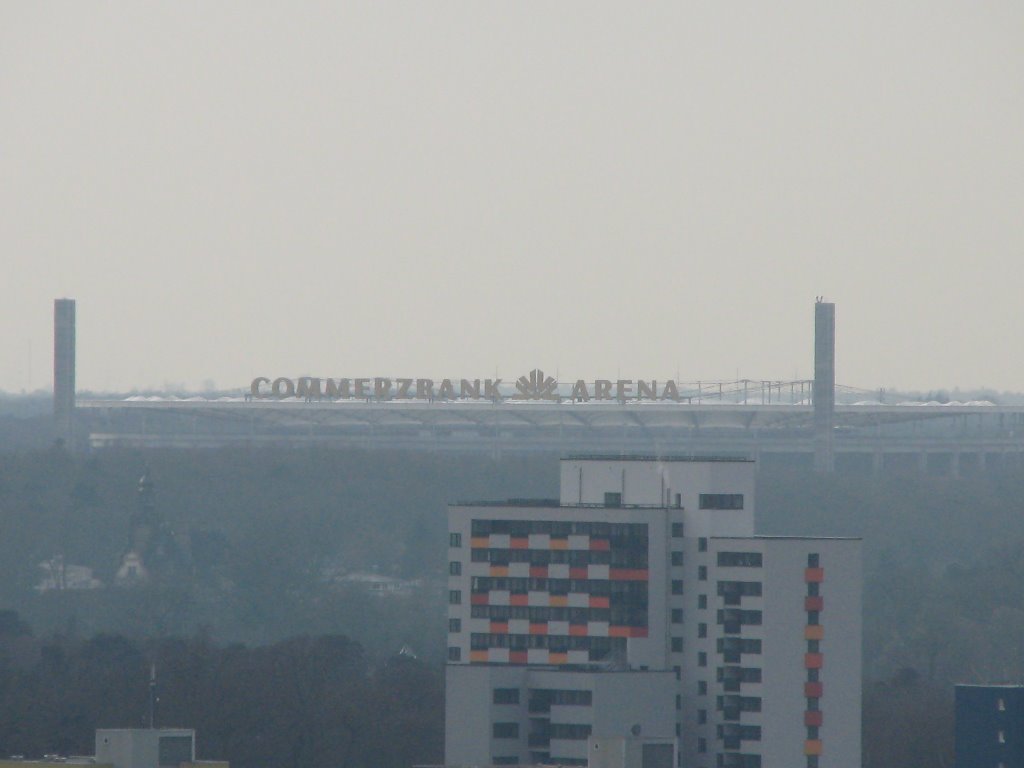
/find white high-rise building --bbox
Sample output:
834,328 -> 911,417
446,457 -> 860,768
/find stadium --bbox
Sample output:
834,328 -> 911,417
55,300 -> 1024,474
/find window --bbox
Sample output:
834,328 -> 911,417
717,552 -> 762,568
548,723 -> 592,740
808,640 -> 820,653
672,637 -> 684,653
493,688 -> 520,705
671,551 -> 684,566
697,738 -> 706,753
807,553 -> 820,568
698,566 -> 708,581
698,680 -> 707,695
449,561 -> 462,576
449,590 -> 461,605
676,694 -> 682,710
604,492 -> 622,508
698,537 -> 708,552
492,722 -> 519,739
698,709 -> 707,724
807,757 -> 819,768
808,610 -> 820,626
999,730 -> 1006,744
807,668 -> 819,682
449,618 -> 461,633
672,609 -> 684,624
999,698 -> 1006,711
807,581 -> 819,596
698,594 -> 708,609
672,522 -> 685,537
675,723 -> 681,737
698,623 -> 707,638
450,532 -> 462,547
448,647 -> 461,661
674,666 -> 681,680
698,652 -> 707,667
492,758 -> 518,765
672,580 -> 684,595
699,494 -> 744,510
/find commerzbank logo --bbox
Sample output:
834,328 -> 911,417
250,368 -> 686,402
514,369 -> 558,401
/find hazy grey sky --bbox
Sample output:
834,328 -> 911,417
2,2 -> 1022,393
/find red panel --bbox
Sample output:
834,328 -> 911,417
805,567 -> 824,583
629,626 -> 649,638
510,651 -> 528,664
570,567 -> 589,580
529,623 -> 548,635
804,710 -> 823,727
589,538 -> 611,551
569,624 -> 588,637
589,596 -> 610,608
805,681 -> 824,698
510,537 -> 529,550
610,568 -> 649,581
471,593 -> 488,605
805,595 -> 824,611
490,621 -> 509,633
804,653 -> 824,669
609,626 -> 631,638
530,566 -> 548,578
510,594 -> 529,606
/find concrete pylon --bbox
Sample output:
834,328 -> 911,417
53,298 -> 76,445
813,300 -> 835,473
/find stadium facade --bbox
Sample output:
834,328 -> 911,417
56,299 -> 1024,473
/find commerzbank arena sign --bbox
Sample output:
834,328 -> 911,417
250,369 -> 689,403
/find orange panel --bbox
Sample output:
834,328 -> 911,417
550,538 -> 569,550
609,625 -> 631,638
805,710 -> 823,727
629,626 -> 649,638
490,566 -> 509,577
805,595 -> 824,611
570,567 -> 588,580
510,651 -> 527,664
610,569 -> 649,581
470,650 -> 488,663
804,740 -> 823,756
510,537 -> 529,550
550,595 -> 568,607
530,566 -> 548,578
529,623 -> 548,635
471,593 -> 488,605
548,652 -> 568,664
589,538 -> 611,551
805,567 -> 825,583
569,624 -> 588,636
805,681 -> 824,698
490,622 -> 508,634
510,594 -> 529,606
589,596 -> 610,608
805,625 -> 825,640
805,653 -> 824,669
470,537 -> 489,548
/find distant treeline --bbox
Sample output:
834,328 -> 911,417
2,445 -> 1024,767
0,614 -> 442,768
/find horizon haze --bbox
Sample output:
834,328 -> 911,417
2,3 -> 1022,393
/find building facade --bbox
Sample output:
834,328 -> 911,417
446,457 -> 861,768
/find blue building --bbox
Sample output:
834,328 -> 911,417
955,684 -> 1024,768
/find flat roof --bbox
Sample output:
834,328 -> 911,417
562,455 -> 754,463
712,535 -> 862,541
453,500 -> 671,509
